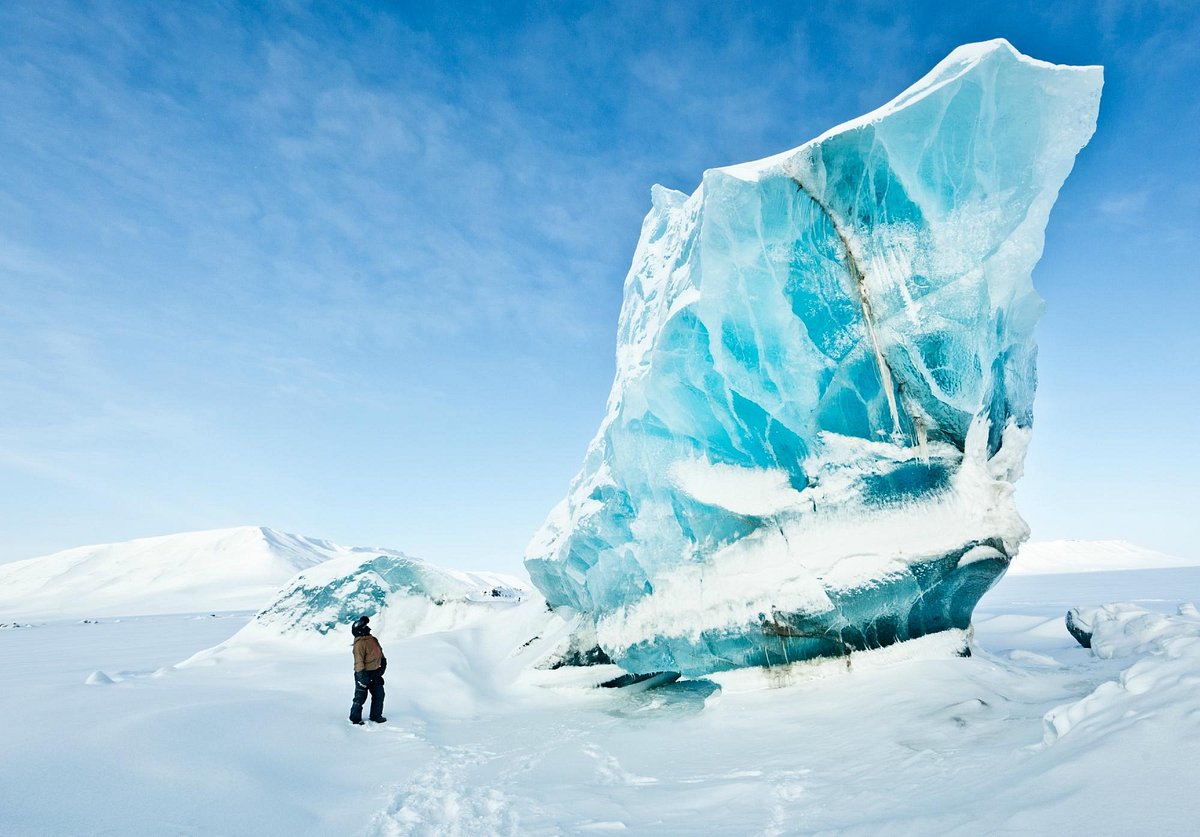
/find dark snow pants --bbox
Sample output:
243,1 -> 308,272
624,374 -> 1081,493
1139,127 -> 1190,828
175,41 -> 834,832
350,668 -> 385,723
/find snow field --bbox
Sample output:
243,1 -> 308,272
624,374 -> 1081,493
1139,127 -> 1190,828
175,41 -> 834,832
3,566 -> 1200,835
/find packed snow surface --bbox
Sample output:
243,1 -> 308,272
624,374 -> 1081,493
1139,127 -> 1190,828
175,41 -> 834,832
0,526 -> 368,618
526,40 -> 1103,676
3,562 -> 1199,834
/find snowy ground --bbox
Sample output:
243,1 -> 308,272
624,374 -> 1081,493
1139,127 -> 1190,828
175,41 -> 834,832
4,567 -> 1200,836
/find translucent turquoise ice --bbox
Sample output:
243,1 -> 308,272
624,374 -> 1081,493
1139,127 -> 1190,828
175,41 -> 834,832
255,555 -> 468,635
526,41 -> 1102,676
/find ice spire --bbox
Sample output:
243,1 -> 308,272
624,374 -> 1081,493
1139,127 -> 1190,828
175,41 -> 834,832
526,40 -> 1102,677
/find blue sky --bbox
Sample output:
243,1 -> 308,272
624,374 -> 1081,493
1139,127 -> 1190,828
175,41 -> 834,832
1,0 -> 1197,573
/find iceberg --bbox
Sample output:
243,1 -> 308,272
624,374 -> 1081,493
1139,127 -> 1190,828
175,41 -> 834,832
525,40 -> 1102,677
243,550 -> 525,643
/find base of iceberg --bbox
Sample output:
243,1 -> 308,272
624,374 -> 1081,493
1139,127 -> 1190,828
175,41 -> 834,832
619,540 -> 1004,677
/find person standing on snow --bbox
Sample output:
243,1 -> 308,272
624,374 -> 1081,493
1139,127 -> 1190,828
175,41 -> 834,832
349,615 -> 387,725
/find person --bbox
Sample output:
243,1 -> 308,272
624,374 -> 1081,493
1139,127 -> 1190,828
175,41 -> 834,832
349,615 -> 387,725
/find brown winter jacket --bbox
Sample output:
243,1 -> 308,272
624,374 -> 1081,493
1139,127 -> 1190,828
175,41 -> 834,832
353,635 -> 384,673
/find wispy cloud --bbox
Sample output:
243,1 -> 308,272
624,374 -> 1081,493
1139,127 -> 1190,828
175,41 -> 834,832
1098,188 -> 1151,219
2,1 -> 1196,563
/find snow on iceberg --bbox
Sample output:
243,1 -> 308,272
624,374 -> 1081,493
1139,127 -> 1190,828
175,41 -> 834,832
526,40 -> 1102,677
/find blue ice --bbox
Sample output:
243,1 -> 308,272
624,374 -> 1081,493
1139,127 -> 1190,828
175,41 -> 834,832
526,40 -> 1102,677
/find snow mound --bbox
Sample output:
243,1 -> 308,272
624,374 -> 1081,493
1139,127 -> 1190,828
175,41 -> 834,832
0,526 -> 387,619
1044,602 -> 1200,745
1011,540 -> 1197,575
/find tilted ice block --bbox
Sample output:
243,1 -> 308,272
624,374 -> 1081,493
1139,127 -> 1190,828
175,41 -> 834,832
248,551 -> 525,640
526,40 -> 1102,677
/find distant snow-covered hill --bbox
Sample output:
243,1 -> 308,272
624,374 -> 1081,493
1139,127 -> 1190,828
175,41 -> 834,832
0,526 -> 407,619
1011,539 -> 1198,575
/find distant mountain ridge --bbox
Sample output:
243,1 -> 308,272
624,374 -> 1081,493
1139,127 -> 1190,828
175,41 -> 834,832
0,526 -> 413,619
1011,540 -> 1198,575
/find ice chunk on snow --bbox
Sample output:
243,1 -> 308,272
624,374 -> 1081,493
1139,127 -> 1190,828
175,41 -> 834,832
526,40 -> 1102,676
238,550 -> 527,645
1045,603 -> 1200,744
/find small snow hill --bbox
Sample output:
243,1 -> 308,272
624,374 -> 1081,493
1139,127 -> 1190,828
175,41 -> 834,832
0,526 -> 396,619
1011,539 -> 1198,575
